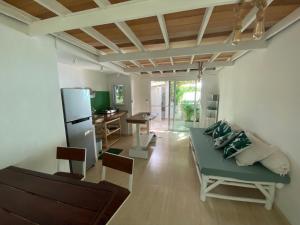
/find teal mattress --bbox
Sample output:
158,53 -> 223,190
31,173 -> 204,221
190,128 -> 290,184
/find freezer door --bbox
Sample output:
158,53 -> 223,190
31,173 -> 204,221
66,118 -> 97,173
62,88 -> 92,122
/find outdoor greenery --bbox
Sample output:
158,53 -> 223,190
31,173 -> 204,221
182,103 -> 194,121
182,101 -> 200,122
171,81 -> 201,122
175,86 -> 195,103
114,85 -> 125,105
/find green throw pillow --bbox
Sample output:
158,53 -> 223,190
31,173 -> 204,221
203,120 -> 222,135
223,131 -> 252,159
212,121 -> 231,139
214,131 -> 240,150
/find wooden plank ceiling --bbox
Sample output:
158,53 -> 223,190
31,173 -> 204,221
3,0 -> 300,71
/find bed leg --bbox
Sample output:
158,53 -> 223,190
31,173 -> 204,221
265,184 -> 275,210
200,175 -> 208,202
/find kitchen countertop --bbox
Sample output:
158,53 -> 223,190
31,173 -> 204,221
93,111 -> 127,124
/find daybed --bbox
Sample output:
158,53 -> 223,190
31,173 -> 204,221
189,127 -> 290,210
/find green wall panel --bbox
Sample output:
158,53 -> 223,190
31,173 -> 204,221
91,91 -> 110,113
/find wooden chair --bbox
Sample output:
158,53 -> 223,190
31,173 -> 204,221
101,152 -> 134,192
54,147 -> 86,181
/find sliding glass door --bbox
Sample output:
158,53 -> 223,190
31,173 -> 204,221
150,80 -> 201,132
169,80 -> 201,131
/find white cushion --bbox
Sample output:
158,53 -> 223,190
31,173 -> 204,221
235,132 -> 275,166
260,149 -> 290,176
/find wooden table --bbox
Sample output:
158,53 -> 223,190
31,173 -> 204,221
0,166 -> 130,225
94,111 -> 127,149
127,112 -> 157,159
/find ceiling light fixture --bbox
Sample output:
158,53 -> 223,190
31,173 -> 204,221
232,25 -> 242,46
198,61 -> 203,80
232,3 -> 243,46
253,0 -> 267,40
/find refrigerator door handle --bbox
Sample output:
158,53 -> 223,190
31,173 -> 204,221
84,129 -> 93,136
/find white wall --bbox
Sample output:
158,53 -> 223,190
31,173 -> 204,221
131,75 -> 150,115
58,63 -> 109,91
218,21 -> 300,225
0,22 -> 67,173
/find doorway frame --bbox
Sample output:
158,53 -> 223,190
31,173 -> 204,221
150,77 -> 201,132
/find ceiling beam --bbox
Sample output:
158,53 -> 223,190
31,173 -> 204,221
54,32 -> 101,56
124,61 -> 233,72
157,13 -> 170,74
99,40 -> 267,62
208,35 -> 232,63
94,0 -> 153,70
33,0 -> 69,15
115,22 -> 144,51
129,60 -> 141,67
170,57 -> 176,73
196,7 -> 214,46
190,6 -> 214,66
0,0 -> 37,24
33,0 -> 133,70
1,0 -> 100,56
28,0 -> 239,36
148,59 -> 156,66
81,27 -> 120,53
94,0 -> 161,74
170,57 -> 174,65
33,0 -> 122,54
94,0 -> 145,51
0,1 -> 135,75
157,14 -> 169,49
93,0 -> 107,8
230,50 -> 249,62
143,71 -> 217,80
264,7 -> 300,40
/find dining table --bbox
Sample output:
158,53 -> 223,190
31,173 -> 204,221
0,166 -> 130,225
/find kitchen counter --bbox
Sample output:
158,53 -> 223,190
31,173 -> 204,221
93,111 -> 127,149
93,111 -> 127,124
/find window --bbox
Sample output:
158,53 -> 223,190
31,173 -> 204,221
113,85 -> 125,105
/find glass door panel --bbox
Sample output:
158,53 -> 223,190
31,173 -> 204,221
150,80 -> 202,132
169,80 -> 201,131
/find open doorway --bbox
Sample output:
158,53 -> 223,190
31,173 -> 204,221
150,80 -> 201,132
150,81 -> 169,131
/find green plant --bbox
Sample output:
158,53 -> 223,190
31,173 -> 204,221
182,103 -> 194,122
182,101 -> 201,122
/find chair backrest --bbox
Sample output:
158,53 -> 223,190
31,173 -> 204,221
56,147 -> 86,178
101,152 -> 134,192
57,147 -> 86,161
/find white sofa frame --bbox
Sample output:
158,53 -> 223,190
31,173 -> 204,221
189,137 -> 284,210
